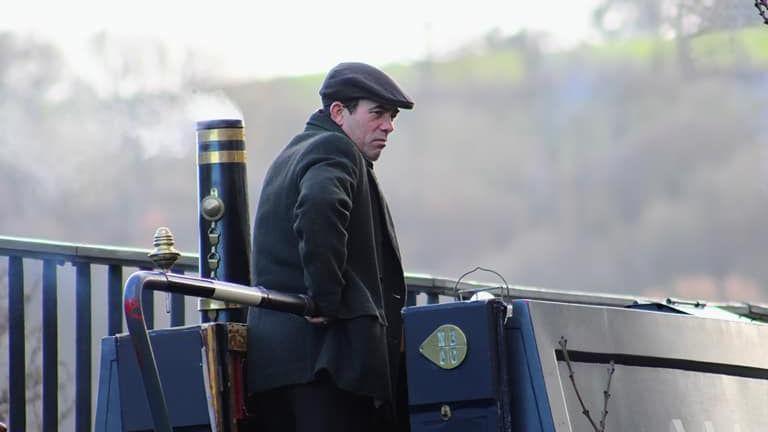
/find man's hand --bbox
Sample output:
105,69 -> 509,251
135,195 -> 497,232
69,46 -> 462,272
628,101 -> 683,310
305,316 -> 334,326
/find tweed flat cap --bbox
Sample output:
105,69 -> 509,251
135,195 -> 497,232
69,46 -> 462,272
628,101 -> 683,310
320,62 -> 414,110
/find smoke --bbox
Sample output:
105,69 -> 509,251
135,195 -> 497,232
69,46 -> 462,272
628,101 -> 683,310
134,90 -> 244,159
0,32 -> 247,250
0,32 -> 245,187
183,90 -> 244,122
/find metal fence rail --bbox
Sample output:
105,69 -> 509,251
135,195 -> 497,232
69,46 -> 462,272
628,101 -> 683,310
0,236 -> 197,432
1,235 -> 657,431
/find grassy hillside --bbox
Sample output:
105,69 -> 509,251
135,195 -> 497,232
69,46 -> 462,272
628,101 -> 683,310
225,27 -> 768,300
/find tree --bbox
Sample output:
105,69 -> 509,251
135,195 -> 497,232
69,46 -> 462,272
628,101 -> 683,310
593,0 -> 759,73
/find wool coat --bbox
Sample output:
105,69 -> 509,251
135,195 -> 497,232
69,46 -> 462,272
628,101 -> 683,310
247,110 -> 407,404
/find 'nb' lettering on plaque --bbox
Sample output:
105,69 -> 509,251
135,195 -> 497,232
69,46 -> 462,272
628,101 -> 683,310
437,330 -> 458,347
437,330 -> 460,366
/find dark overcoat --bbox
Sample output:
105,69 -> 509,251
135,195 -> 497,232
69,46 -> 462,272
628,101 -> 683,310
247,110 -> 407,404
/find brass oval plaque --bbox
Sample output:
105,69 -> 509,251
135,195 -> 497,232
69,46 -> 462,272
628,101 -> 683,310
419,324 -> 468,370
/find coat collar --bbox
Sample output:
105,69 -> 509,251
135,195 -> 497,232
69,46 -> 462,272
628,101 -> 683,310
306,109 -> 344,135
305,109 -> 375,169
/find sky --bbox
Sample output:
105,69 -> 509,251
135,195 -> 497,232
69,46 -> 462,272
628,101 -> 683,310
1,0 -> 601,83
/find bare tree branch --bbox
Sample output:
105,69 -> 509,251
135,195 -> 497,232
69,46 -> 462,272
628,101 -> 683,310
599,361 -> 616,431
559,337 -> 615,432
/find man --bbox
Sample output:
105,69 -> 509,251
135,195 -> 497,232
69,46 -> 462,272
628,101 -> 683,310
247,62 -> 413,432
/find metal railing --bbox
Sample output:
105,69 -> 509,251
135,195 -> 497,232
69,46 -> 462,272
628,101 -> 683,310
1,235 -> 651,431
0,236 -> 197,432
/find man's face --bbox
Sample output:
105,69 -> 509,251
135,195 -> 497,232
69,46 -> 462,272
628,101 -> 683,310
338,99 -> 398,162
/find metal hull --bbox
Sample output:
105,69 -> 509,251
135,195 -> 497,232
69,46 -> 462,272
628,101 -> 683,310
404,299 -> 768,432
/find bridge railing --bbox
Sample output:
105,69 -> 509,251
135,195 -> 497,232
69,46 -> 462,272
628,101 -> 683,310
1,235 -> 647,431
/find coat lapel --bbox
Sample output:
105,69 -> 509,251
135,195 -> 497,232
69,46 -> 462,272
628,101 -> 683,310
367,166 -> 402,263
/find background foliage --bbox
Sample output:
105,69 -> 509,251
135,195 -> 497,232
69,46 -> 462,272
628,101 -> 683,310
2,18 -> 768,302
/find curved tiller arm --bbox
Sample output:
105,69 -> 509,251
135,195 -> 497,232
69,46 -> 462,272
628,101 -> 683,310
123,271 -> 316,432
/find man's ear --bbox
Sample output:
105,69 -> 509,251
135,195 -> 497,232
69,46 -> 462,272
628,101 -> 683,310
329,101 -> 345,126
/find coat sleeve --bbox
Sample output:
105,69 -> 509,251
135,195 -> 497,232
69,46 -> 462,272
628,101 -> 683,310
292,135 -> 360,317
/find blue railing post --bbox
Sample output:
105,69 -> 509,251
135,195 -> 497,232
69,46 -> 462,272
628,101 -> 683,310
42,259 -> 59,432
75,262 -> 92,432
407,291 -> 417,306
107,265 -> 123,335
427,293 -> 439,304
8,256 -> 26,432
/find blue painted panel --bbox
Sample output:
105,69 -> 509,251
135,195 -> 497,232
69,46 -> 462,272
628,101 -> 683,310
404,300 -> 501,405
404,299 -> 558,432
410,401 -> 498,431
404,300 -> 511,431
94,336 -> 123,432
506,328 -> 547,431
115,326 -> 210,431
507,300 -> 556,432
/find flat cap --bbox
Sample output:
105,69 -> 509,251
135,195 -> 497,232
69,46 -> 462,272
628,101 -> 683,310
320,62 -> 414,110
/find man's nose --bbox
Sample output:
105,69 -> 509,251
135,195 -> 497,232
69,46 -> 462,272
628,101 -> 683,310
380,117 -> 394,133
